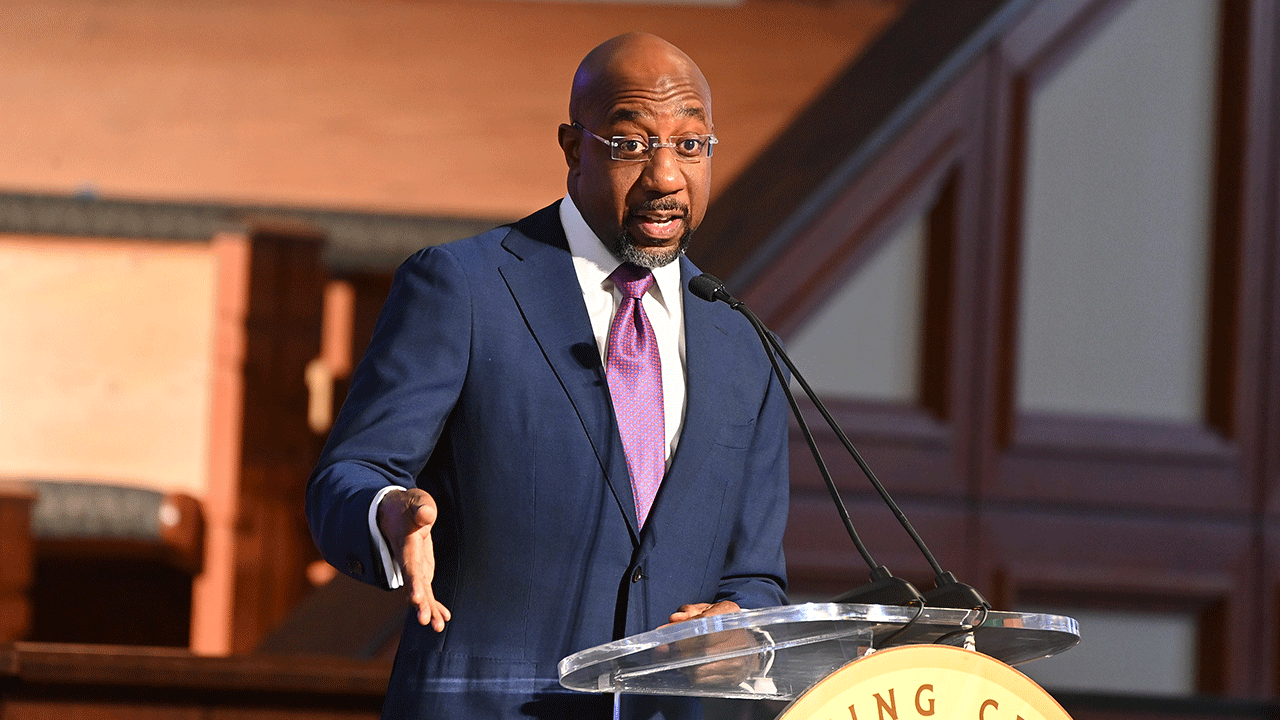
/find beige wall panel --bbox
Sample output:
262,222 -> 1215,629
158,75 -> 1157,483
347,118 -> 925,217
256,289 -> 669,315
787,211 -> 926,401
0,0 -> 901,219
1016,0 -> 1219,422
1018,604 -> 1198,696
0,236 -> 217,496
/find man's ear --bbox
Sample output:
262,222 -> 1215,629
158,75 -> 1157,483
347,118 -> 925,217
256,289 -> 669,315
558,123 -> 581,172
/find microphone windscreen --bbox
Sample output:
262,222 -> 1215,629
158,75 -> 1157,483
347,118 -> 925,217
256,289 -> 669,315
689,274 -> 725,303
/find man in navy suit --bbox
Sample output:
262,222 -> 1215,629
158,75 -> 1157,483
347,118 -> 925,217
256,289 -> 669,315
306,32 -> 789,719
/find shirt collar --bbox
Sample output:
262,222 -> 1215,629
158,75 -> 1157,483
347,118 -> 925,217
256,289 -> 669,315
560,195 -> 683,309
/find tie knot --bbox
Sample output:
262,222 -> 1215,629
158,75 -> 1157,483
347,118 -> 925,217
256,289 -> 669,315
609,263 -> 655,299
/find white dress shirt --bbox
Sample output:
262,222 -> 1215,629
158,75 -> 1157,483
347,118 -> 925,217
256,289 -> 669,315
559,195 -> 688,462
371,196 -> 689,588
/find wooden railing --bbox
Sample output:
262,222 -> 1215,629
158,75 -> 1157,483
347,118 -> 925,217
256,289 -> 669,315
0,642 -> 389,719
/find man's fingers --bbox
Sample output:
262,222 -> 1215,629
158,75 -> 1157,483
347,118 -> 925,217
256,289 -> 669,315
407,491 -> 438,529
417,598 -> 452,632
402,515 -> 449,630
668,600 -> 741,624
668,602 -> 713,624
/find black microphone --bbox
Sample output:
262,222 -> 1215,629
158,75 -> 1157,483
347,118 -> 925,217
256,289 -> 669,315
690,273 -> 988,610
690,274 -> 922,606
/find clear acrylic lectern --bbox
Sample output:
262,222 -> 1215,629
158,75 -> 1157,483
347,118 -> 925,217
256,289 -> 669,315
559,602 -> 1080,702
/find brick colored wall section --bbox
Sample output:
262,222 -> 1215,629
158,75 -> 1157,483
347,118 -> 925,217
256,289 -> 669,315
0,0 -> 904,220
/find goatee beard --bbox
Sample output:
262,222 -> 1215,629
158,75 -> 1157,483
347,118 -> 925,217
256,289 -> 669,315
611,200 -> 693,268
611,227 -> 690,268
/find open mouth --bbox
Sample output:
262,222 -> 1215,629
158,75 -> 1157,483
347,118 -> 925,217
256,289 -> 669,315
627,206 -> 688,244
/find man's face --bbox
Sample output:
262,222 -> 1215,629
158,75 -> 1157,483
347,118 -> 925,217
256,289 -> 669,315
561,58 -> 713,268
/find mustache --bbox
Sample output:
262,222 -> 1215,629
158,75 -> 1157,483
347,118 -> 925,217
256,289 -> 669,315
626,199 -> 689,219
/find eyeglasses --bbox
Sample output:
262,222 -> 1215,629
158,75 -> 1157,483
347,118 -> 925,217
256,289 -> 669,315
572,121 -> 717,163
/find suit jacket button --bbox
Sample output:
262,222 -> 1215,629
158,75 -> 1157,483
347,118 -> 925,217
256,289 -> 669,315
347,557 -> 364,575
631,566 -> 645,583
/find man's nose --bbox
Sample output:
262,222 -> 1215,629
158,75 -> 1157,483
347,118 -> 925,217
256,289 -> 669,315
638,147 -> 687,193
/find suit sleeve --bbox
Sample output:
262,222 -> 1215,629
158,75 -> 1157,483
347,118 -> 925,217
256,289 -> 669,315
305,245 -> 472,589
713,352 -> 790,610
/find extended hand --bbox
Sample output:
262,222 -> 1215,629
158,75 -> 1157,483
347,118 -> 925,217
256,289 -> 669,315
377,488 -> 451,631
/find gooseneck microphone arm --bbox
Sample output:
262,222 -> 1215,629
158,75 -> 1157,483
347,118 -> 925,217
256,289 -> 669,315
690,273 -> 988,609
739,304 -> 879,572
689,274 -> 923,606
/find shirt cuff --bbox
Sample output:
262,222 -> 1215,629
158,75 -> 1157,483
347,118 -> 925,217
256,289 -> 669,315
368,485 -> 405,589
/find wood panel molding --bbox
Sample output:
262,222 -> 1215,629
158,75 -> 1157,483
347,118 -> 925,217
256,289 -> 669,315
743,57 -> 996,508
977,0 -> 1272,514
0,191 -> 501,272
979,509 -> 1259,695
0,642 -> 387,719
690,0 -> 1037,286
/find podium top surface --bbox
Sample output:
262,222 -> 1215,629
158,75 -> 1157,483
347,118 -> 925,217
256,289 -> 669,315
559,602 -> 1080,701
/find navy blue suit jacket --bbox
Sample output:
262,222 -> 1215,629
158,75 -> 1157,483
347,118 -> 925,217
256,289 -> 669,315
306,202 -> 789,719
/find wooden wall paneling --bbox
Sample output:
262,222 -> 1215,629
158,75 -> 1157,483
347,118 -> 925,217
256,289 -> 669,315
0,1 -> 906,222
1253,0 -> 1280,518
741,57 -> 992,507
977,509 -> 1259,696
1204,0 -> 1279,519
1265,527 -> 1280,699
976,0 -> 1266,513
1055,694 -> 1280,720
0,642 -> 386,720
194,227 -> 328,655
232,228 -> 328,655
691,0 -> 1030,284
0,487 -> 34,642
1237,0 -> 1280,697
324,270 -> 395,409
194,232 -> 252,655
1262,0 -> 1280,687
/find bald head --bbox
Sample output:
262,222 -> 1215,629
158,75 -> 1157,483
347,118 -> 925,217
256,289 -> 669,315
570,32 -> 712,129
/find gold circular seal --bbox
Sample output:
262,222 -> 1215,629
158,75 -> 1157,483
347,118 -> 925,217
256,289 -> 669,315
778,644 -> 1072,720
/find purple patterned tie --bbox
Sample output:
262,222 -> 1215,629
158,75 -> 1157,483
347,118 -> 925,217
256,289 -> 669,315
606,263 -> 665,528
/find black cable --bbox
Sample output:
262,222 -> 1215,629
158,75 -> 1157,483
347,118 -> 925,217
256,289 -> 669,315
732,298 -> 879,572
878,599 -> 926,648
934,605 -> 990,646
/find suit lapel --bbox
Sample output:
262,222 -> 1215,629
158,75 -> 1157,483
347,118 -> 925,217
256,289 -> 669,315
496,205 -> 641,539
653,257 -> 729,530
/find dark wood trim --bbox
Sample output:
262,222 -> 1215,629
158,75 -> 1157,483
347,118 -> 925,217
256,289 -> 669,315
689,0 -> 1037,287
978,509 -> 1258,695
918,172 -> 961,424
0,488 -> 34,643
999,0 -> 1133,86
748,59 -> 995,506
737,125 -> 965,336
0,191 -> 502,271
978,0 -> 1264,515
1055,691 -> 1280,720
1263,0 -> 1280,696
1247,0 -> 1280,519
981,0 -> 1139,455
1263,527 -> 1280,697
994,414 -> 1243,510
795,397 -> 951,446
1204,0 -> 1278,511
0,642 -> 390,696
1014,414 -> 1234,462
